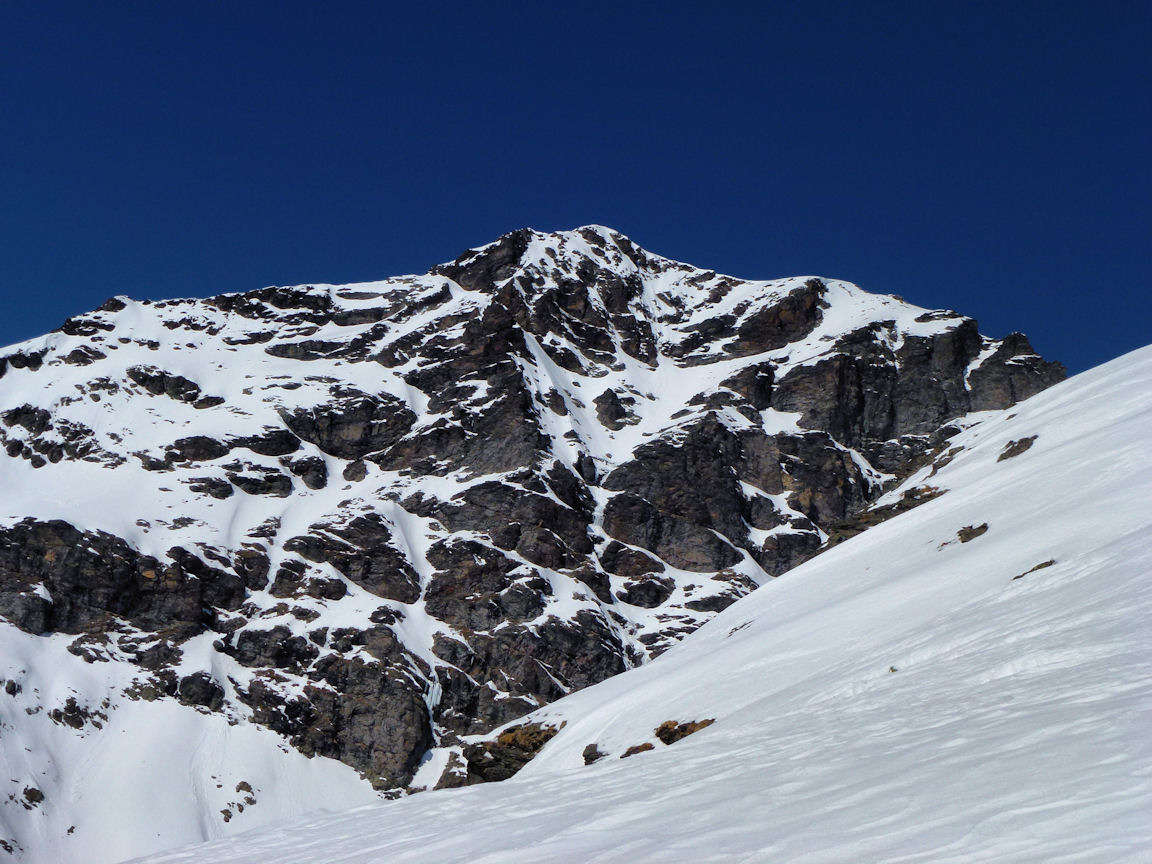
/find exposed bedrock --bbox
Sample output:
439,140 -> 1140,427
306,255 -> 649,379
0,519 -> 243,639
0,226 -> 1067,794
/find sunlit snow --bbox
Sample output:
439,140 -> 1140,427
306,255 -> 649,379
126,347 -> 1152,863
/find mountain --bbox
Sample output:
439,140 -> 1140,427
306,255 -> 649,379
131,344 -> 1152,864
0,226 -> 1064,862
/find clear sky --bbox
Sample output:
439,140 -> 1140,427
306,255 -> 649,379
1,1 -> 1148,373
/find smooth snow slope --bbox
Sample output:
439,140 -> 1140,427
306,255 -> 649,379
0,627 -> 379,864
130,345 -> 1152,863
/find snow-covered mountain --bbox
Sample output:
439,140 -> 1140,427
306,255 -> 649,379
0,226 -> 1066,862
132,344 -> 1152,864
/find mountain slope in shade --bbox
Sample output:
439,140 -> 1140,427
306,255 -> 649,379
0,227 -> 1064,861
133,345 -> 1152,864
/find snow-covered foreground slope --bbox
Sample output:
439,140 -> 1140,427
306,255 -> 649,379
0,630 -> 379,863
134,345 -> 1152,863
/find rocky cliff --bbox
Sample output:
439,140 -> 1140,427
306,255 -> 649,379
0,226 -> 1063,800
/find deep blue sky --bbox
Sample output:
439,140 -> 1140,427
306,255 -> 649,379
2,2 -> 1148,372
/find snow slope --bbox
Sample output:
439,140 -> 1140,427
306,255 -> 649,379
0,627 -> 379,863
133,345 -> 1152,863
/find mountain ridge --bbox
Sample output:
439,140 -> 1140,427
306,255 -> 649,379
0,226 -> 1065,861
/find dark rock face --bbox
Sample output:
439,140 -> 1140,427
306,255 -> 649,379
434,481 -> 593,571
288,455 -> 328,489
283,390 -> 415,460
725,279 -> 826,357
462,722 -> 560,784
602,492 -> 744,572
178,672 -> 225,711
600,541 -> 664,578
238,653 -> 433,788
127,365 -> 212,405
226,626 -> 320,671
431,606 -> 632,737
0,225 -> 1065,794
233,428 -> 302,457
605,419 -> 746,540
285,514 -> 421,603
168,435 -> 231,463
771,322 -> 1064,462
602,418 -> 749,571
0,519 -> 243,638
616,574 -> 675,608
424,539 -> 530,631
229,469 -> 293,497
1,404 -> 117,468
432,228 -> 533,295
968,333 -> 1065,410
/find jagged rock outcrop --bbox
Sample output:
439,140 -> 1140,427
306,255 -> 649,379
0,225 -> 1064,793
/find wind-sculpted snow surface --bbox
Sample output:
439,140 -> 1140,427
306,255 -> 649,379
0,227 -> 1063,861
133,346 -> 1152,864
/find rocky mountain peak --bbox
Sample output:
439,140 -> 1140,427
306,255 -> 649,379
0,227 -> 1064,856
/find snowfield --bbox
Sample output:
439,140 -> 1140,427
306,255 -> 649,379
126,345 -> 1152,863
